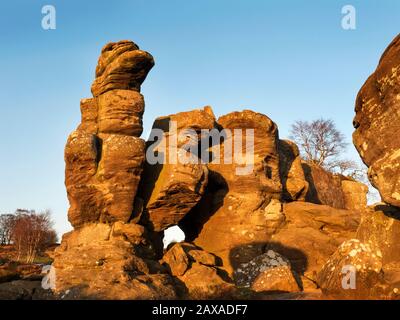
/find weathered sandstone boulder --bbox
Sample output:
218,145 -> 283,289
353,34 -> 400,207
357,205 -> 400,267
317,205 -> 400,299
137,107 -> 214,231
303,162 -> 368,211
161,243 -> 235,299
317,239 -> 384,298
356,205 -> 400,295
342,180 -> 368,211
234,250 -> 301,293
303,162 -> 346,208
209,110 -> 282,196
343,34 -> 400,300
178,263 -> 235,299
278,140 -> 309,201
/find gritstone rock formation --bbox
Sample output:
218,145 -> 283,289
316,34 -> 400,300
353,34 -> 400,207
65,41 -> 153,228
51,37 -> 400,300
351,35 -> 400,298
303,162 -> 368,211
180,110 -> 284,275
137,107 -> 214,232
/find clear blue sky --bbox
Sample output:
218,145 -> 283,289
0,0 -> 399,236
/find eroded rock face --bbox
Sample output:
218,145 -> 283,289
302,162 -> 368,211
342,180 -> 368,211
65,132 -> 146,227
353,34 -> 400,207
56,39 -> 388,300
65,40 -> 153,227
209,110 -> 282,196
356,205 -> 400,294
303,162 -> 346,208
269,201 -> 360,283
97,90 -> 145,136
138,107 -> 214,231
278,140 -> 309,202
52,223 -> 178,300
181,110 -> 283,275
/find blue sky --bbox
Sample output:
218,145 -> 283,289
0,0 -> 399,236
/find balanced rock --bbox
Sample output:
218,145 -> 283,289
65,40 -> 152,227
91,41 -> 154,97
353,34 -> 400,207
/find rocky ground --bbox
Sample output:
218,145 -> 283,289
0,245 -> 56,299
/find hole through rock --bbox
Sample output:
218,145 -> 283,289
163,225 -> 185,249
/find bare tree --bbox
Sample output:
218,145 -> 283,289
11,210 -> 57,263
290,119 -> 352,173
0,214 -> 16,245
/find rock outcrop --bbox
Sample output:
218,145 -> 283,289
356,205 -> 400,296
353,34 -> 400,207
267,201 -> 360,286
53,223 -> 178,299
181,110 -> 283,275
137,108 -> 214,232
278,140 -> 309,202
91,40 -> 154,97
52,38 -> 400,301
316,34 -> 400,300
65,40 -> 153,228
303,162 -> 368,211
